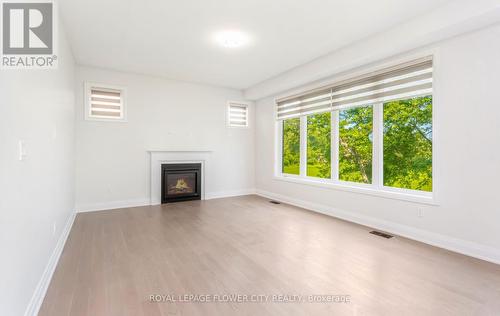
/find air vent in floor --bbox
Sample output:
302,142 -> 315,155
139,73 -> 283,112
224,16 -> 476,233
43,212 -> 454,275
369,231 -> 394,239
269,201 -> 281,205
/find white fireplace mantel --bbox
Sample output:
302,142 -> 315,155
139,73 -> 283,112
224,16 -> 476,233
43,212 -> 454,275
149,150 -> 213,205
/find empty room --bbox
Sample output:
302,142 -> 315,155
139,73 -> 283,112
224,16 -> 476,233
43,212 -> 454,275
2,0 -> 500,315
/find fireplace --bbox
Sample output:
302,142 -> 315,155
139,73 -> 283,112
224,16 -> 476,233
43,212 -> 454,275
161,163 -> 201,203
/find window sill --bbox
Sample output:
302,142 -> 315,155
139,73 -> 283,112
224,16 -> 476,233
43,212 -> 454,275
84,117 -> 128,123
273,175 -> 437,205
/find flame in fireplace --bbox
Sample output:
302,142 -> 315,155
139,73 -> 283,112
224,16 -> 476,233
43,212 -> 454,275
173,178 -> 190,190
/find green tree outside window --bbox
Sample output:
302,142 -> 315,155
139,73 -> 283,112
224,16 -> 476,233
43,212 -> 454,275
281,96 -> 432,192
339,106 -> 373,184
307,113 -> 331,178
383,96 -> 432,191
282,118 -> 300,175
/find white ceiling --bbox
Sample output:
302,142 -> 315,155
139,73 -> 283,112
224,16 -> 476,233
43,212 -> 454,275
60,0 -> 452,90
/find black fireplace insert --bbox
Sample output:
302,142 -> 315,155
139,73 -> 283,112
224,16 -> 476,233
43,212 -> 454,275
161,163 -> 201,203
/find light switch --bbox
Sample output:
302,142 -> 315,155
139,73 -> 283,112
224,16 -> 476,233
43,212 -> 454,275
18,140 -> 27,161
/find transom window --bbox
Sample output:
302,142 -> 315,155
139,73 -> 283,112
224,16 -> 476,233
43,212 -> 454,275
278,57 -> 433,196
227,101 -> 250,127
85,82 -> 126,122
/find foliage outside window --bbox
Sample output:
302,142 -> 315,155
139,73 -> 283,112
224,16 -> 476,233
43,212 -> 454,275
339,106 -> 373,184
383,96 -> 432,191
307,113 -> 331,178
279,96 -> 432,193
277,58 -> 433,199
282,118 -> 300,175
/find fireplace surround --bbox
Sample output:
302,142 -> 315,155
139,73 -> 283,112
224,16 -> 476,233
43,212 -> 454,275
149,150 -> 211,204
161,163 -> 202,203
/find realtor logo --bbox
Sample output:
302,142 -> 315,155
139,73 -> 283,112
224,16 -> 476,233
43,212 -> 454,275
1,1 -> 57,68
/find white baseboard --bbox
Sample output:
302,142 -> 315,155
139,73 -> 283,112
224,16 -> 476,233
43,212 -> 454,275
76,198 -> 151,213
24,211 -> 76,316
256,189 -> 500,265
205,189 -> 256,200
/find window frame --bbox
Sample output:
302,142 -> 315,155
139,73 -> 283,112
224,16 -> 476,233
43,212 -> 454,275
84,82 -> 127,122
226,101 -> 250,128
273,54 -> 438,205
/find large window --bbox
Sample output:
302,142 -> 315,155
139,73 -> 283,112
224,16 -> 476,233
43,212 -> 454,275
282,118 -> 300,175
276,57 -> 434,199
383,96 -> 432,191
307,113 -> 331,178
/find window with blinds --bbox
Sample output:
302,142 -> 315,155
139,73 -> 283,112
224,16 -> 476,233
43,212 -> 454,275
227,102 -> 249,127
276,57 -> 433,120
85,82 -> 126,121
277,56 -> 434,196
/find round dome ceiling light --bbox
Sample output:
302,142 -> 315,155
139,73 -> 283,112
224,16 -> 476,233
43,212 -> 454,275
214,30 -> 251,48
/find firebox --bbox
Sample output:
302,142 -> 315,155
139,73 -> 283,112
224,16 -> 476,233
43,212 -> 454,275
161,163 -> 201,203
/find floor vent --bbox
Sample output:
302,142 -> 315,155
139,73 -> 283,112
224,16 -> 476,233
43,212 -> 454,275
269,201 -> 281,205
369,231 -> 394,239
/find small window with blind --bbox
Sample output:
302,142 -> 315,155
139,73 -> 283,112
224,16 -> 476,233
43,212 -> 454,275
84,82 -> 126,122
227,101 -> 249,128
276,56 -> 434,198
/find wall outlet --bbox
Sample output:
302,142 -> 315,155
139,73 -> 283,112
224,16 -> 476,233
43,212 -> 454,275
417,208 -> 424,218
52,222 -> 57,236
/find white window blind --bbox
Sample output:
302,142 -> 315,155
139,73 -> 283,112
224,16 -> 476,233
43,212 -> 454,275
85,83 -> 126,121
227,102 -> 249,127
276,57 -> 433,120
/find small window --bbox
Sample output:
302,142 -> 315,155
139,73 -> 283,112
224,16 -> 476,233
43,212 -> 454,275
85,82 -> 126,121
227,101 -> 249,127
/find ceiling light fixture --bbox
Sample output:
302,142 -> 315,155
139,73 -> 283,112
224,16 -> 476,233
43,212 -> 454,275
214,30 -> 250,48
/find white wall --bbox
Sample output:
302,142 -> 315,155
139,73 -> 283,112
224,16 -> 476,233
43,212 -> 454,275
0,25 -> 76,316
255,25 -> 500,263
75,67 -> 255,211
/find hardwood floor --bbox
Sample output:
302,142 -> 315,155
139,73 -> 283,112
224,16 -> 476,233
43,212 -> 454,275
39,195 -> 500,316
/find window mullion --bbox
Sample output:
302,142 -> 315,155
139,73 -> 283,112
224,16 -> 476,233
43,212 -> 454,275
277,120 -> 283,176
372,103 -> 384,188
300,116 -> 307,177
331,110 -> 339,181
